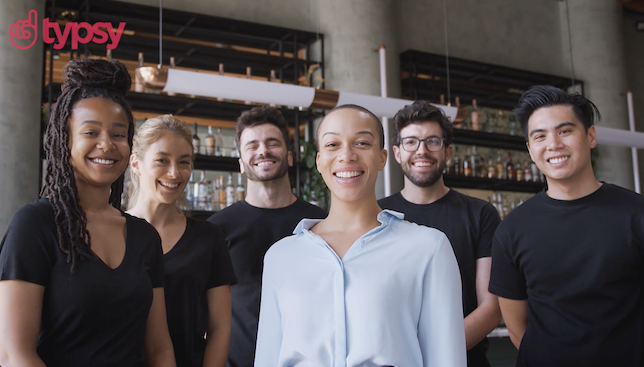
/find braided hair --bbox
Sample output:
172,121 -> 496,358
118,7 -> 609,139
41,58 -> 134,271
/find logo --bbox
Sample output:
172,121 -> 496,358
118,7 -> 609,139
10,9 -> 126,50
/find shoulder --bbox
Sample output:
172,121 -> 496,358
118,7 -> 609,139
263,232 -> 305,264
6,198 -> 55,233
291,198 -> 327,217
188,217 -> 225,238
377,193 -> 399,208
124,213 -> 161,243
207,201 -> 246,224
602,183 -> 644,204
388,214 -> 449,248
448,190 -> 496,212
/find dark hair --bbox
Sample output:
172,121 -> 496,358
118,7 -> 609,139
41,58 -> 134,271
317,104 -> 385,149
392,100 -> 453,147
514,85 -> 601,140
235,105 -> 290,150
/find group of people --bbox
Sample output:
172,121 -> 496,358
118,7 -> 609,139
0,57 -> 642,367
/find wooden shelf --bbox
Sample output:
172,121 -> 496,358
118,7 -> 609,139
453,129 -> 528,152
444,175 -> 545,193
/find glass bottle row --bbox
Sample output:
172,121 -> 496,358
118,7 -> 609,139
446,145 -> 545,183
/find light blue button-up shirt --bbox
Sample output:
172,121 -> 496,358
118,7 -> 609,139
255,210 -> 466,367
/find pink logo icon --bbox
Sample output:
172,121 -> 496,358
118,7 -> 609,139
10,9 -> 38,50
10,10 -> 126,50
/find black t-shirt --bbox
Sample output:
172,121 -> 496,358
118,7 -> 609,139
208,198 -> 327,367
379,190 -> 501,367
0,198 -> 164,367
164,217 -> 237,367
489,183 -> 644,367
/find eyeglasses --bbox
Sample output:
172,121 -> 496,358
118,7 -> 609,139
399,136 -> 445,152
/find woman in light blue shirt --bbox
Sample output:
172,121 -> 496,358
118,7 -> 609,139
255,104 -> 466,367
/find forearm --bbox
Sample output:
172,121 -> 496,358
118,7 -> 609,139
463,303 -> 503,350
145,345 -> 176,367
0,351 -> 47,367
203,325 -> 230,367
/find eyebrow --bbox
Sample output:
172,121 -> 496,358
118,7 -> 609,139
529,121 -> 576,137
322,131 -> 375,138
156,152 -> 192,158
79,120 -> 128,129
244,137 -> 282,147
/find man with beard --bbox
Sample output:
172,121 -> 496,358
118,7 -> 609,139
208,105 -> 326,367
378,100 -> 502,367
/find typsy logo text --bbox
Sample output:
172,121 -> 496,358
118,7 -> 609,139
10,10 -> 126,50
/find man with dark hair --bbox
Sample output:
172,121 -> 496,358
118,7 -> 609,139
489,85 -> 644,366
208,105 -> 326,367
378,100 -> 502,367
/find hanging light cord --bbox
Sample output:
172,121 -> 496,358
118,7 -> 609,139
159,0 -> 163,66
564,0 -> 576,89
442,0 -> 451,104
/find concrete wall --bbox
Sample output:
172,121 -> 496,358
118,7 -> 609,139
623,13 -> 644,192
396,0 -> 567,76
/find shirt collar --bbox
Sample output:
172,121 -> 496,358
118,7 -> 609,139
293,209 -> 404,235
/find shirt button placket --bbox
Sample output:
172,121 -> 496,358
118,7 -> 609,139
333,261 -> 347,367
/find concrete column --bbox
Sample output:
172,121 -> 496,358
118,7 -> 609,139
0,0 -> 45,234
317,0 -> 402,198
561,0 -> 634,189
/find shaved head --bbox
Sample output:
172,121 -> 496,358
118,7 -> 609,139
317,104 -> 384,149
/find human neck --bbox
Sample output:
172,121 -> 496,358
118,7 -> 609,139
244,175 -> 296,209
76,181 -> 115,214
545,169 -> 602,201
324,195 -> 382,233
399,176 -> 450,205
127,197 -> 183,228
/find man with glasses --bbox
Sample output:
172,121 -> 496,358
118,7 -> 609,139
378,100 -> 502,367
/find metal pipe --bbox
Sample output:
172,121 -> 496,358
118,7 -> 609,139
627,90 -> 640,194
379,45 -> 391,197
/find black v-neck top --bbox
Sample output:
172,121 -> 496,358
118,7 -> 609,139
0,198 -> 164,367
163,217 -> 236,367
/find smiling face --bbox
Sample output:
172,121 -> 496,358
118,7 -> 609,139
131,132 -> 193,206
526,104 -> 596,185
316,108 -> 387,204
238,123 -> 292,182
68,97 -> 130,188
393,121 -> 452,188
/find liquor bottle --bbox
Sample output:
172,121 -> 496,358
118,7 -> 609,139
217,176 -> 226,209
245,67 -> 252,105
470,99 -> 480,131
225,173 -> 235,207
167,57 -> 177,96
215,128 -> 224,157
197,171 -> 208,209
445,153 -> 453,175
236,174 -> 246,202
269,70 -> 279,107
192,123 -> 201,155
470,146 -> 479,177
135,52 -> 144,92
531,162 -> 540,182
478,155 -> 487,179
205,126 -> 215,156
106,49 -> 112,61
230,139 -> 240,158
524,161 -> 533,182
217,63 -> 226,102
506,153 -> 515,180
453,97 -> 464,129
508,114 -> 519,136
453,154 -> 461,176
463,149 -> 472,177
186,171 -> 195,210
495,151 -> 505,179
516,161 -> 524,181
439,94 -> 445,105
487,157 -> 496,179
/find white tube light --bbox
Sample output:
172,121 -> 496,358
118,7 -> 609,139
595,126 -> 644,149
162,69 -> 459,122
627,90 -> 640,194
164,69 -> 316,108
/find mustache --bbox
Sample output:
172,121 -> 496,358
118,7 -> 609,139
410,155 -> 439,164
251,153 -> 281,164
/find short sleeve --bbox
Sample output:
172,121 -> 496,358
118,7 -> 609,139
208,224 -> 237,288
131,217 -> 164,289
488,229 -> 527,300
477,203 -> 502,258
0,203 -> 55,285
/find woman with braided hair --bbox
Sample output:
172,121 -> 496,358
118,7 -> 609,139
0,58 -> 176,367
